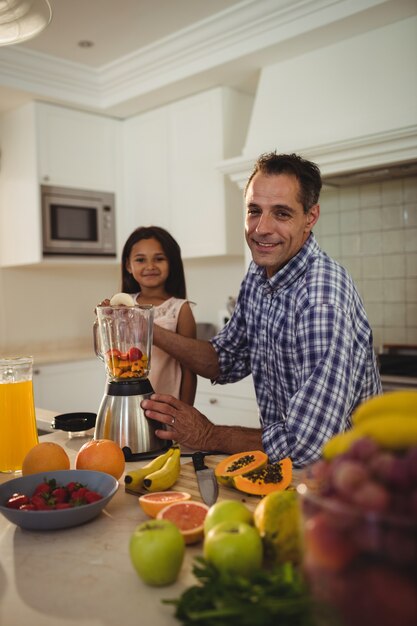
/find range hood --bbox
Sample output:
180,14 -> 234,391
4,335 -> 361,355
323,160 -> 417,188
219,127 -> 417,191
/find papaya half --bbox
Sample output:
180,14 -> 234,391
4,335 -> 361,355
215,450 -> 268,486
232,457 -> 293,496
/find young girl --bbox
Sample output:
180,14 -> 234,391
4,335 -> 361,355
119,226 -> 196,405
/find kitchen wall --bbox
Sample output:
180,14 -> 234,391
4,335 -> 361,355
1,11 -> 416,356
0,264 -> 119,353
184,255 -> 246,326
0,256 -> 246,354
2,173 -> 415,354
316,175 -> 417,349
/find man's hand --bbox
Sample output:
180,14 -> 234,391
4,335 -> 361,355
142,393 -> 264,455
141,393 -> 215,451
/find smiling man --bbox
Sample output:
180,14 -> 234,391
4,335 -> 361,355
142,152 -> 382,467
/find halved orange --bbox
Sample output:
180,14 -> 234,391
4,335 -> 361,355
156,500 -> 209,544
138,491 -> 191,518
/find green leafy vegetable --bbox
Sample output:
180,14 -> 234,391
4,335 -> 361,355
163,557 -> 324,626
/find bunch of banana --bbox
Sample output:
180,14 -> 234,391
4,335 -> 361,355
352,389 -> 417,425
323,389 -> 417,459
143,447 -> 181,492
124,446 -> 180,493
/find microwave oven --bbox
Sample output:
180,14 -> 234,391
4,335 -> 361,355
41,185 -> 117,257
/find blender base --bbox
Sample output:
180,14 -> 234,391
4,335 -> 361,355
94,379 -> 170,457
121,443 -> 172,462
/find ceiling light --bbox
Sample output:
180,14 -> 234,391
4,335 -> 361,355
0,0 -> 52,47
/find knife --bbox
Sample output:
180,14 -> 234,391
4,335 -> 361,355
192,451 -> 219,506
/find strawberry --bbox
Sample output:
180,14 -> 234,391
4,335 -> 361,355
6,493 -> 29,509
31,495 -> 52,510
85,490 -> 102,503
128,346 -> 142,361
19,503 -> 36,511
55,503 -> 73,510
106,348 -> 121,358
71,487 -> 88,500
52,487 -> 68,503
33,482 -> 52,496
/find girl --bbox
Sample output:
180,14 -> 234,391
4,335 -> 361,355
120,226 -> 196,405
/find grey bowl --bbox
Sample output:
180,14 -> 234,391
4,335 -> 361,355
0,469 -> 119,530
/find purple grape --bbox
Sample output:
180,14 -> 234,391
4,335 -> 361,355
352,480 -> 390,513
368,451 -> 396,483
410,489 -> 417,519
405,446 -> 417,484
383,527 -> 417,566
387,457 -> 412,490
390,491 -> 411,516
332,459 -> 369,501
348,436 -> 380,461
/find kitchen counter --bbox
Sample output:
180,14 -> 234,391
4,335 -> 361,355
0,414 -> 204,626
1,338 -> 95,365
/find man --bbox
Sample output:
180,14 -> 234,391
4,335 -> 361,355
142,152 -> 381,467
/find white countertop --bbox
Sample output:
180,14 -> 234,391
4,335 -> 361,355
0,412 -> 203,626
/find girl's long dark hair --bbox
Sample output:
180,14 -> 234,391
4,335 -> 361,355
121,226 -> 187,298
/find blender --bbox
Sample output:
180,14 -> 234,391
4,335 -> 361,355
93,303 -> 169,460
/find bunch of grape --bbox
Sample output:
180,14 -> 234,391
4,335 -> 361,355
301,438 -> 417,626
310,437 -> 417,519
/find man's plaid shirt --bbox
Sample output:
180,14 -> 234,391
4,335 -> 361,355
210,234 -> 381,467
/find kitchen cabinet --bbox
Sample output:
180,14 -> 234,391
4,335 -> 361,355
119,106 -> 171,248
33,359 -> 106,414
121,87 -> 253,258
37,102 -> 121,191
0,101 -> 120,267
195,375 -> 259,428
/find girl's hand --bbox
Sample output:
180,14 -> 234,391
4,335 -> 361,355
94,298 -> 110,314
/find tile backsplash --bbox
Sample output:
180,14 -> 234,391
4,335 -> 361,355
315,175 -> 417,349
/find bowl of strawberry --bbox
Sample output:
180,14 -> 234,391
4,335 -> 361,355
0,470 -> 119,530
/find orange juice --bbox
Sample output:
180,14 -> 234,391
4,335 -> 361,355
0,379 -> 38,473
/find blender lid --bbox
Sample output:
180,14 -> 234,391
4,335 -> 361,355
53,412 -> 96,432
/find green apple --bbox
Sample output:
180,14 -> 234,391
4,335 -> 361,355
129,519 -> 185,586
204,520 -> 263,576
204,499 -> 253,535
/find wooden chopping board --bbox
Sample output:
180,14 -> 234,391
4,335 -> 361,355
175,455 -> 262,512
126,454 -> 303,512
172,456 -> 302,511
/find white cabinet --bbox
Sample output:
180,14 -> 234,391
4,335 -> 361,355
0,102 -> 120,267
122,87 -> 253,258
119,107 -> 171,248
195,375 -> 259,428
37,103 -> 121,192
33,359 -> 107,414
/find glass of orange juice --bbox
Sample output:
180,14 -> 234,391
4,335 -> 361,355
0,356 -> 38,473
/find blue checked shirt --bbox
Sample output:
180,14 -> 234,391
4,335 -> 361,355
210,234 -> 382,468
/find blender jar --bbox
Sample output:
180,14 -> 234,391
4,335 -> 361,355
94,304 -> 154,383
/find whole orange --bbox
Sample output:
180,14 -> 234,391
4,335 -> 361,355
22,442 -> 70,476
75,439 -> 125,480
